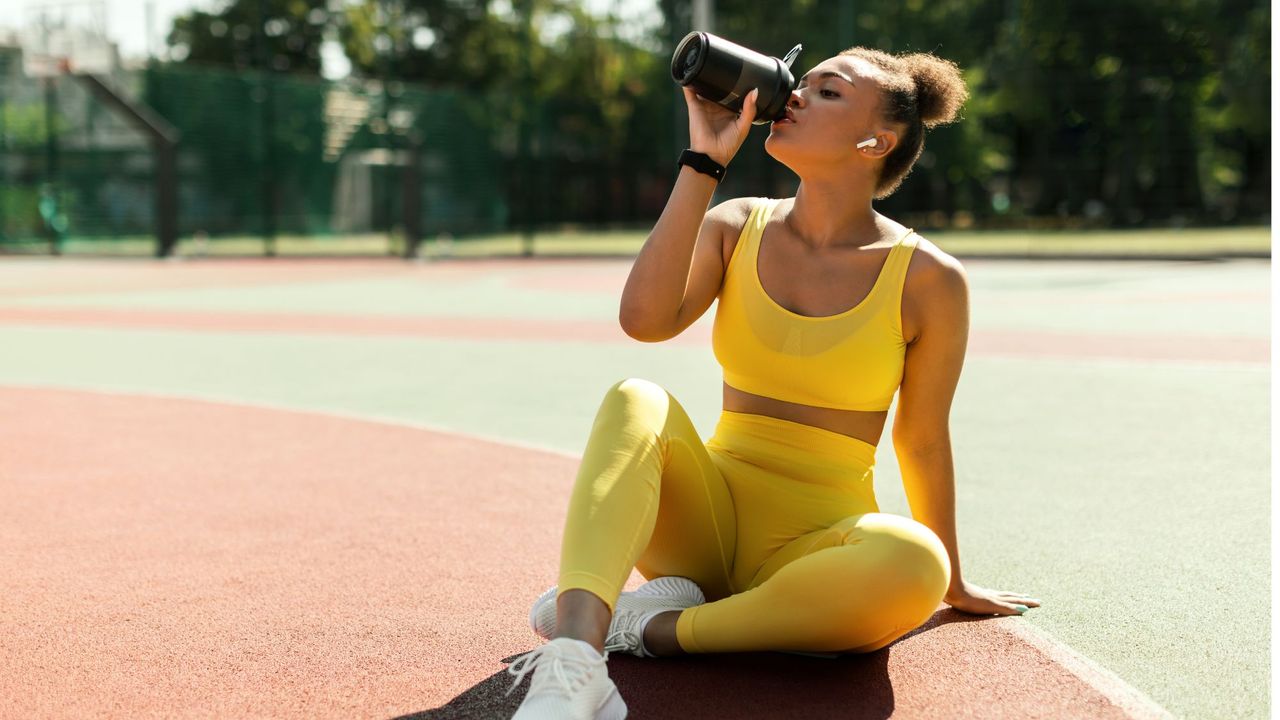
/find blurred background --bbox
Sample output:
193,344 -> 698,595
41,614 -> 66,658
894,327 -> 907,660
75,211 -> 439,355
0,0 -> 1270,258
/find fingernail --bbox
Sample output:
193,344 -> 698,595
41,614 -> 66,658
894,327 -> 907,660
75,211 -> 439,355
1014,604 -> 1028,613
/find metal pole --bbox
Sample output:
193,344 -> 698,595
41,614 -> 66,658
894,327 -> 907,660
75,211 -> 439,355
0,73 -> 6,244
38,12 -> 61,254
256,0 -> 276,256
155,141 -> 178,257
382,0 -> 395,256
265,76 -> 277,255
43,76 -> 59,255
401,135 -> 421,258
518,0 -> 535,257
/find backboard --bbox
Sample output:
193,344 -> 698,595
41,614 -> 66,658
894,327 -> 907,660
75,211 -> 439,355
20,0 -> 116,77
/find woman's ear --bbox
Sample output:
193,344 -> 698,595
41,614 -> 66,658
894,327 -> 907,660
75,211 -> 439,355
858,130 -> 897,158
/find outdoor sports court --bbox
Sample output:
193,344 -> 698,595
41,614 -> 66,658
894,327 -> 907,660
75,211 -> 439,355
0,253 -> 1269,718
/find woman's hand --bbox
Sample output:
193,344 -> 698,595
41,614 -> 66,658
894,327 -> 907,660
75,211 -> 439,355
944,579 -> 1042,616
683,85 -> 758,167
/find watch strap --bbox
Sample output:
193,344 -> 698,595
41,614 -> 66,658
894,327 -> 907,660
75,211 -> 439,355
677,149 -> 727,182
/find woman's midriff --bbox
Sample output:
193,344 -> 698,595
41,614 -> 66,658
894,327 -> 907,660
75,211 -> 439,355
722,381 -> 887,449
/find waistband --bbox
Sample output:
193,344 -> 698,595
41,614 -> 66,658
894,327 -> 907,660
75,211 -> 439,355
706,410 -> 877,481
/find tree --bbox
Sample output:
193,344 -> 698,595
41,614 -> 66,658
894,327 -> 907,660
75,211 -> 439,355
166,0 -> 330,74
336,0 -> 670,223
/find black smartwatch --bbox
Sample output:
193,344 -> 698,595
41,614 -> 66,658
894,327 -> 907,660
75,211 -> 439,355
677,149 -> 726,182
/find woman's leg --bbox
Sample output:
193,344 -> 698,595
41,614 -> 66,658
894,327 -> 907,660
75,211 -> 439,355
674,512 -> 951,655
556,378 -> 738,650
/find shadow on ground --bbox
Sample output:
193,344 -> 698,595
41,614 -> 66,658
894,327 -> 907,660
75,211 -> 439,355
405,610 -> 987,719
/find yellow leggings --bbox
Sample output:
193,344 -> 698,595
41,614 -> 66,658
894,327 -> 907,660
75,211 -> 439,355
558,378 -> 952,655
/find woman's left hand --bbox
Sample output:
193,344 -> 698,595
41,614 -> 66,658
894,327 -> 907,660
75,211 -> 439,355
944,579 -> 1041,616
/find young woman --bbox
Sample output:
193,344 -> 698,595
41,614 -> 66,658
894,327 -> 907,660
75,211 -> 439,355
506,46 -> 1042,720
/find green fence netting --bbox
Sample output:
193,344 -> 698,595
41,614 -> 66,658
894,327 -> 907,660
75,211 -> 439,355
1,60 -> 511,254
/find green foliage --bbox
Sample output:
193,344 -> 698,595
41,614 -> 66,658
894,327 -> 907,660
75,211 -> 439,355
0,185 -> 44,241
2,103 -> 68,146
153,0 -> 1270,226
667,0 -> 1269,222
166,0 -> 329,73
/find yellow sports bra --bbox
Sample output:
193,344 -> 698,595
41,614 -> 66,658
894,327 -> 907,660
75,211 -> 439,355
712,197 -> 918,412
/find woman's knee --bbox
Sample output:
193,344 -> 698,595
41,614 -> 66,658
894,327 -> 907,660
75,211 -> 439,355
816,529 -> 946,652
835,514 -> 951,617
607,377 -> 668,403
599,378 -> 675,428
606,376 -> 675,409
874,520 -> 951,624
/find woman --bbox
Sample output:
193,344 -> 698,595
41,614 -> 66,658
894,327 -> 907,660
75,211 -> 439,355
506,46 -> 1042,719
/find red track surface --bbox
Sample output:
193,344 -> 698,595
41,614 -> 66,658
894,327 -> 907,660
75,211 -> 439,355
3,386 -> 1172,718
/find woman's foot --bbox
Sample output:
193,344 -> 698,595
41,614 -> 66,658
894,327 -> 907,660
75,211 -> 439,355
637,610 -> 683,657
529,577 -> 704,657
506,637 -> 628,719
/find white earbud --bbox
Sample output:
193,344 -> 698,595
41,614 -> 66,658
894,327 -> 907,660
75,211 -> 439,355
856,137 -> 878,149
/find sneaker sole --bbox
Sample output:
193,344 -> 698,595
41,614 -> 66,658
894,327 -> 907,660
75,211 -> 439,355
600,688 -> 628,719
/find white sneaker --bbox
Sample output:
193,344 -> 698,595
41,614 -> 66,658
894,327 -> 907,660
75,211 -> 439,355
527,576 -> 706,658
506,637 -> 628,719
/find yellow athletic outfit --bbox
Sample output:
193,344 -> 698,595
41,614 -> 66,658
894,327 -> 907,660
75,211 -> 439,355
557,197 -> 951,654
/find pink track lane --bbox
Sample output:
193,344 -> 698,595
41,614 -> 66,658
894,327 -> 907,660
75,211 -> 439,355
0,259 -> 429,299
0,305 -> 1267,364
1,386 -> 1171,719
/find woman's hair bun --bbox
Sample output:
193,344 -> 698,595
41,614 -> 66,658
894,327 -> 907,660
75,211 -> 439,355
902,53 -> 968,129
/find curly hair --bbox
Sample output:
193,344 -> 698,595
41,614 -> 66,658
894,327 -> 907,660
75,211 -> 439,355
838,48 -> 969,199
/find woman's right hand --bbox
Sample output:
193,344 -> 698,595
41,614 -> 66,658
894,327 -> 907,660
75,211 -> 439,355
683,86 -> 759,167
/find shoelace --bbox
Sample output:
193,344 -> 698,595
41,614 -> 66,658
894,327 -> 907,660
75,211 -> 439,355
602,604 -> 658,656
603,629 -> 641,655
504,643 -> 607,698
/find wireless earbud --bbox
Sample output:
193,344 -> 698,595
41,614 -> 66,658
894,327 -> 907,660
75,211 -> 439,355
856,137 -> 878,149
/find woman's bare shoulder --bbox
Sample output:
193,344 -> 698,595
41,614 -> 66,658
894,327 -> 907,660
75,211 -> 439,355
717,196 -> 770,267
901,232 -> 967,342
907,232 -> 963,276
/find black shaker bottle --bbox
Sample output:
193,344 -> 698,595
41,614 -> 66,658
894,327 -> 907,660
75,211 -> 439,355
670,31 -> 803,126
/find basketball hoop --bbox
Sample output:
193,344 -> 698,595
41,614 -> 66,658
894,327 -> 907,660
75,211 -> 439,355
19,0 -> 116,78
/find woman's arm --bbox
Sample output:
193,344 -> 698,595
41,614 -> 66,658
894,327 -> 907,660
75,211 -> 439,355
620,86 -> 760,342
891,251 -> 970,600
619,166 -> 720,341
892,252 -> 1043,617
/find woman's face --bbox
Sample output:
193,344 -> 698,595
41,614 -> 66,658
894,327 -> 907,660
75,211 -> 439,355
764,56 -> 894,175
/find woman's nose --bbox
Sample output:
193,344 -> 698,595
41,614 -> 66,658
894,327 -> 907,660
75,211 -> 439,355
788,88 -> 804,108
